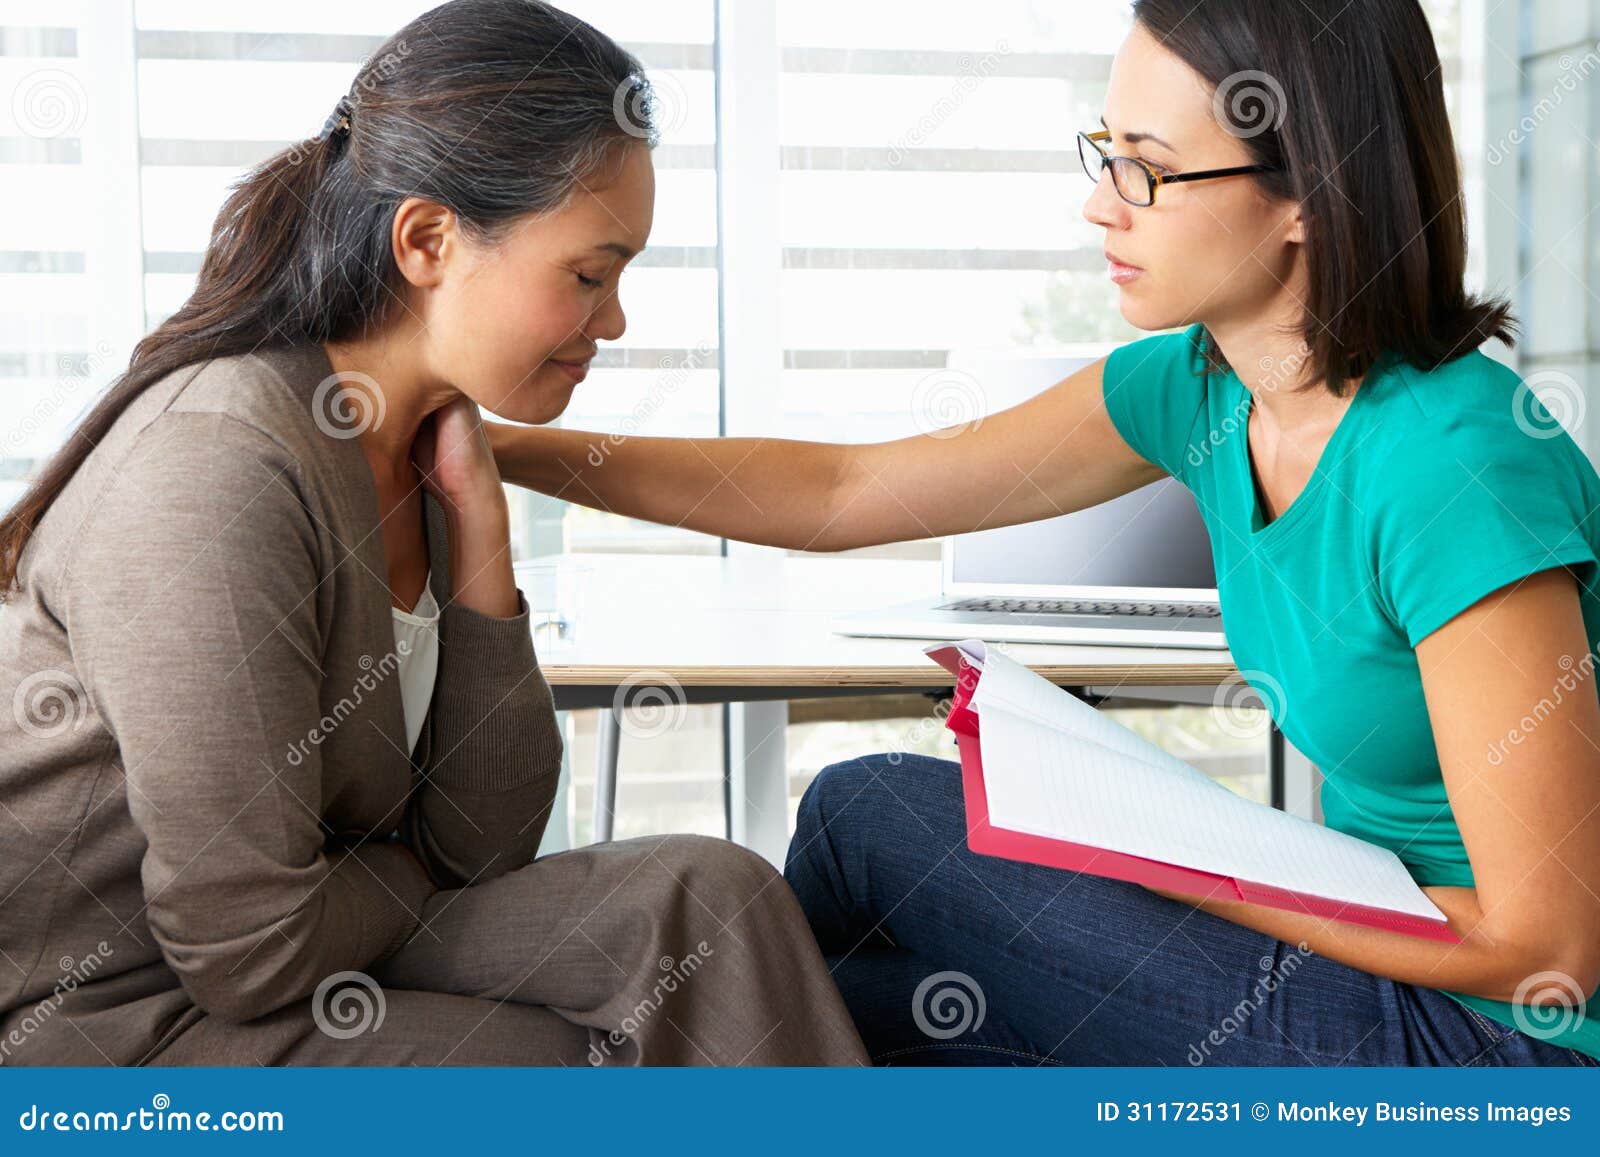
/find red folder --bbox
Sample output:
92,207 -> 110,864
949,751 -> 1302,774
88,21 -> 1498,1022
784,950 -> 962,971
929,646 -> 1459,943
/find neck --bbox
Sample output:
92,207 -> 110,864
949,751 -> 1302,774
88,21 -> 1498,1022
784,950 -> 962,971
321,326 -> 458,500
1206,313 -> 1358,433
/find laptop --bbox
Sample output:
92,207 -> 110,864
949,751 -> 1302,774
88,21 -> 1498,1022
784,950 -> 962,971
831,348 -> 1226,650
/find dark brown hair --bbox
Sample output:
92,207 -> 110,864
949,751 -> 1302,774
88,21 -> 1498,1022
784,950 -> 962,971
1131,0 -> 1517,395
0,0 -> 655,599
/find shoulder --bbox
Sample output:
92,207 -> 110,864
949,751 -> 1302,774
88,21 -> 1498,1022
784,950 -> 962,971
1100,325 -> 1215,481
166,342 -> 357,467
1358,350 -> 1594,492
1104,323 -> 1210,382
45,345 -> 360,589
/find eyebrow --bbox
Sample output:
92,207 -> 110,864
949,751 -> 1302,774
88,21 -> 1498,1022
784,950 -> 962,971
1099,115 -> 1177,153
594,241 -> 638,261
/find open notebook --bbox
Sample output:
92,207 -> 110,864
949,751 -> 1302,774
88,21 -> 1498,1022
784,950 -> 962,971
925,639 -> 1457,942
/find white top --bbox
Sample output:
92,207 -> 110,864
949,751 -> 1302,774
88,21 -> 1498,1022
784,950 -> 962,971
390,569 -> 441,755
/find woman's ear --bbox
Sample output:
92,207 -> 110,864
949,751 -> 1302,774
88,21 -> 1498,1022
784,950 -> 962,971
1283,202 -> 1307,245
390,196 -> 457,289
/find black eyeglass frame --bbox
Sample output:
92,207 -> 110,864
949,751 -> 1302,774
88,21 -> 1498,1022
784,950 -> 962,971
1077,128 -> 1279,206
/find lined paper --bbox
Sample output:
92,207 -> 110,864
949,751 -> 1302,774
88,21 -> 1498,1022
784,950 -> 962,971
939,641 -> 1443,922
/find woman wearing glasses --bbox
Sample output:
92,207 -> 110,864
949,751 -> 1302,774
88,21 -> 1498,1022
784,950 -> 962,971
488,0 -> 1600,1065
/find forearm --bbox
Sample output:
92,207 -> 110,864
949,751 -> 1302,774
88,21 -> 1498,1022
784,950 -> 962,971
486,420 -> 854,551
1157,882 -> 1573,1003
404,543 -> 564,887
444,489 -> 517,618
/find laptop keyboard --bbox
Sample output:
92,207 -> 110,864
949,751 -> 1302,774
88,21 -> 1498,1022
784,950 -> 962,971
937,597 -> 1221,619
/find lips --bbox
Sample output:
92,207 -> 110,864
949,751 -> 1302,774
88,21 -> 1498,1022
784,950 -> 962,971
1105,249 -> 1144,285
1104,250 -> 1142,271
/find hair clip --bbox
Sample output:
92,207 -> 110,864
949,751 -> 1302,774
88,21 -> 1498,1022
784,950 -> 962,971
318,95 -> 354,143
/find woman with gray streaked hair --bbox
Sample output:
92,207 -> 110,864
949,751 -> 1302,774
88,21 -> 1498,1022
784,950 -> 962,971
0,0 -> 867,1067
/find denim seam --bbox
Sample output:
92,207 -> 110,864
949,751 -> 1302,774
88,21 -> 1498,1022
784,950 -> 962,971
873,1041 -> 1068,1066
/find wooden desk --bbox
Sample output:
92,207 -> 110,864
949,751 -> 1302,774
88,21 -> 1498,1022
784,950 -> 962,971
521,552 -> 1293,863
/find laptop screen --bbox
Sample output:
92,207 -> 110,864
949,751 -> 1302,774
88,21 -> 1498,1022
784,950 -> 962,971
948,478 -> 1216,594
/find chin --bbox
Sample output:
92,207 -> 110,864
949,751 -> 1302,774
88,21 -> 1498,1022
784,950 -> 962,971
481,380 -> 574,426
1117,293 -> 1185,334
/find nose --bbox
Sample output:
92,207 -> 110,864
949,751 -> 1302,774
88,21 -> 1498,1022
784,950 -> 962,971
1082,167 -> 1131,231
587,288 -> 627,343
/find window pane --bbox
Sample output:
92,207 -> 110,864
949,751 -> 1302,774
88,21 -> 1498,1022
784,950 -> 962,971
776,1 -> 1146,563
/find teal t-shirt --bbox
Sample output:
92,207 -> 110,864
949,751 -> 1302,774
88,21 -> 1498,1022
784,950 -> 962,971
1103,324 -> 1600,1060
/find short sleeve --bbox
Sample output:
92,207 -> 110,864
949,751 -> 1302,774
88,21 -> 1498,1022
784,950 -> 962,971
1369,409 -> 1600,647
1102,324 -> 1211,486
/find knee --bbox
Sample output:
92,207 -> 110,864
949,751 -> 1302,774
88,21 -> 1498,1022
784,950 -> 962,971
797,751 -> 961,836
651,832 -> 777,892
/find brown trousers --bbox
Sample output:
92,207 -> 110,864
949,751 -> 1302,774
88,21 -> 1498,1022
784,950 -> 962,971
98,834 -> 867,1066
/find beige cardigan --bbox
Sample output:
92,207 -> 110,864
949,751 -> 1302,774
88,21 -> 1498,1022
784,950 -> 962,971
0,342 -> 563,1064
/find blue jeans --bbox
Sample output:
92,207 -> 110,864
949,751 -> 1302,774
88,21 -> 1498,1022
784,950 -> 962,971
783,752 -> 1598,1067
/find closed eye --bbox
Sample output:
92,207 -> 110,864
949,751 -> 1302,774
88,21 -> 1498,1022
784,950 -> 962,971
576,272 -> 605,288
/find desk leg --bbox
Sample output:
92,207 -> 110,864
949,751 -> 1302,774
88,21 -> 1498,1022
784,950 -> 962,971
1269,723 -> 1285,810
728,701 -> 790,868
595,706 -> 621,844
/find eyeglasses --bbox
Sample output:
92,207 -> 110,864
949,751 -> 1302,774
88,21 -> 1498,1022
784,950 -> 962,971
1077,129 -> 1279,207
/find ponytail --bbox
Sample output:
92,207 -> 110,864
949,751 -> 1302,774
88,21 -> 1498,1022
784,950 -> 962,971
0,0 -> 653,598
